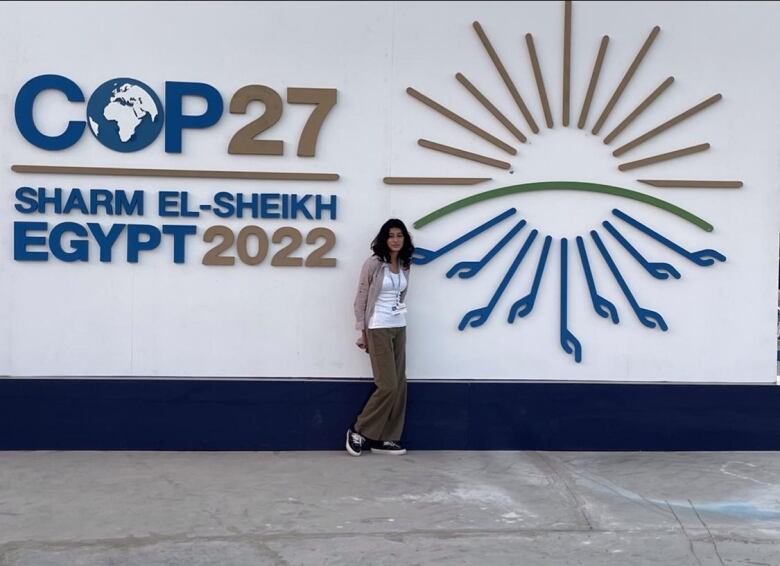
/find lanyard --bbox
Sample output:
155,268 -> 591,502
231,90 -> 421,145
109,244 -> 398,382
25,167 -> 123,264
388,267 -> 401,298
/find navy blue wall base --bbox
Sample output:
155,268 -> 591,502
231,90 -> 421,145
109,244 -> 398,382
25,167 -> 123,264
1,379 -> 780,451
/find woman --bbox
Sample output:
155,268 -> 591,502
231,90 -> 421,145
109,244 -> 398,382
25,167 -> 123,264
347,219 -> 414,456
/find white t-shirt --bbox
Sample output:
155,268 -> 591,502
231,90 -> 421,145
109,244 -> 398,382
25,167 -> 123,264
368,266 -> 407,329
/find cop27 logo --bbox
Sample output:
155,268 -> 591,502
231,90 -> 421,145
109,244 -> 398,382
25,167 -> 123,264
15,75 -> 336,155
386,2 -> 742,364
12,76 -> 340,266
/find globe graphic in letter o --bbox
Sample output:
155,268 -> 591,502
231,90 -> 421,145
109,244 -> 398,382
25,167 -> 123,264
86,78 -> 164,152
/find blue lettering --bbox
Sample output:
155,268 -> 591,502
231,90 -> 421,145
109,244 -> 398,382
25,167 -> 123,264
213,192 -> 235,218
14,187 -> 38,213
291,194 -> 313,220
63,189 -> 89,215
261,193 -> 281,219
180,192 -> 199,217
39,187 -> 64,214
88,223 -> 125,262
159,191 -> 180,217
316,194 -> 337,220
89,190 -> 114,215
162,225 -> 197,264
50,222 -> 89,262
14,75 -> 85,150
127,224 -> 162,262
14,221 -> 48,261
164,81 -> 223,153
116,190 -> 144,216
236,193 -> 259,219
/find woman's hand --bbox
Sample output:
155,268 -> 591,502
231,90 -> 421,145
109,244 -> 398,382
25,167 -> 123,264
355,331 -> 368,351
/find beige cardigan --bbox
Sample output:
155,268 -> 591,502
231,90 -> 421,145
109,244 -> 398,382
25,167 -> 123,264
353,256 -> 411,331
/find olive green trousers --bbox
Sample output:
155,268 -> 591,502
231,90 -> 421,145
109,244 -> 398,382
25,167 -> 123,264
355,327 -> 407,442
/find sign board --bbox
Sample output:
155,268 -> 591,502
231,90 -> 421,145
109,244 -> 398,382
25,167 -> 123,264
0,1 -> 778,381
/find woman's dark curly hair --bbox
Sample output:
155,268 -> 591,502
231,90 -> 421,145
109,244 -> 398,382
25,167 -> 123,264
371,218 -> 415,269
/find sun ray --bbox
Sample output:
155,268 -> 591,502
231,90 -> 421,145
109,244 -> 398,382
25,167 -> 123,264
604,77 -> 674,144
383,177 -> 491,185
406,87 -> 516,155
612,94 -> 722,157
559,238 -> 583,362
525,34 -> 554,128
611,209 -> 726,266
458,229 -> 539,330
472,21 -> 540,133
592,26 -> 661,135
446,219 -> 527,279
576,236 -> 619,323
602,220 -> 681,279
508,235 -> 552,322
637,180 -> 742,189
411,208 -> 517,265
417,139 -> 511,170
456,73 -> 527,142
394,2 -> 733,363
562,0 -> 572,126
617,143 -> 710,171
591,230 -> 669,331
578,36 -> 609,129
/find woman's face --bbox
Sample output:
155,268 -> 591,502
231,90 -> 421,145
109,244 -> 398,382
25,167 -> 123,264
387,227 -> 404,253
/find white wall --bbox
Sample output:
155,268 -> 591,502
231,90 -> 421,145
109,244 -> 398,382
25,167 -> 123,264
0,1 -> 778,381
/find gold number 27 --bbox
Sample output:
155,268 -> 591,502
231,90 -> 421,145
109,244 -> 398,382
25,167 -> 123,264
228,86 -> 337,157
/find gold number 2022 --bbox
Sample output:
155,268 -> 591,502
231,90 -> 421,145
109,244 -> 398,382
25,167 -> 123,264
228,86 -> 337,157
202,226 -> 336,267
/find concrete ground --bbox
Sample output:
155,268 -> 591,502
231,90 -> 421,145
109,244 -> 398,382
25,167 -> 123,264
0,451 -> 779,566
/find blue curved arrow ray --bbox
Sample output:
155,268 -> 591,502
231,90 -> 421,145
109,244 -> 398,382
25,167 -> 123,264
508,235 -> 552,322
412,208 -> 517,265
447,219 -> 527,279
612,208 -> 726,266
591,230 -> 668,331
459,229 -> 539,330
560,238 -> 583,363
603,220 -> 681,280
576,236 -> 619,324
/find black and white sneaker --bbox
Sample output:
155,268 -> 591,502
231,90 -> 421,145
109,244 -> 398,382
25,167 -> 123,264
346,428 -> 366,456
371,440 -> 406,455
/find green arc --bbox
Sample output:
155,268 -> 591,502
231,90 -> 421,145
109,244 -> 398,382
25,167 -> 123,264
413,181 -> 714,232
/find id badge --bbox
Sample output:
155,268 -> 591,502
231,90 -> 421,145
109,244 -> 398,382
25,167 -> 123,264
392,301 -> 407,315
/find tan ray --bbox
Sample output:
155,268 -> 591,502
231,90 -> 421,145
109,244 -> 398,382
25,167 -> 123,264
604,77 -> 674,144
456,73 -> 527,142
473,21 -> 539,133
562,0 -> 572,126
618,143 -> 709,171
578,36 -> 609,129
637,179 -> 742,189
613,94 -> 722,157
406,87 -> 516,155
525,34 -> 553,128
592,26 -> 661,135
418,139 -> 512,170
383,177 -> 492,185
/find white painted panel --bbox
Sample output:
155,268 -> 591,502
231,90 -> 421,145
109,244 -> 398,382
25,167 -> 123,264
0,1 -> 777,381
